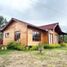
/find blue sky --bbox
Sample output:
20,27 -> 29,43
0,0 -> 67,32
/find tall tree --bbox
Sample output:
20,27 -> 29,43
64,35 -> 67,43
0,16 -> 7,39
0,16 -> 7,28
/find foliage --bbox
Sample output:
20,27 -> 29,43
6,41 -> 67,51
0,16 -> 7,28
0,33 -> 3,39
43,43 -> 61,49
30,45 -> 38,51
7,41 -> 26,51
7,42 -> 39,51
60,43 -> 67,47
64,35 -> 67,43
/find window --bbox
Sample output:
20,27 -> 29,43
32,31 -> 41,41
14,31 -> 20,41
5,33 -> 9,38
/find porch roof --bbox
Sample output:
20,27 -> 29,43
39,23 -> 67,35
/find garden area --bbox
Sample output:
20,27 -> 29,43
0,42 -> 67,67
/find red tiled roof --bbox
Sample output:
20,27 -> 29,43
39,23 -> 67,35
39,23 -> 59,30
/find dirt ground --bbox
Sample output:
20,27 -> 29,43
0,48 -> 67,67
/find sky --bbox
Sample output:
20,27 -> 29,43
0,0 -> 67,32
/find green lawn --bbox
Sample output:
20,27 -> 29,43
0,47 -> 67,67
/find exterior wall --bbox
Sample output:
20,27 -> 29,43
28,28 -> 48,46
53,31 -> 59,44
28,28 -> 40,46
41,32 -> 48,44
48,30 -> 59,44
3,21 -> 27,45
3,21 -> 48,46
3,21 -> 59,46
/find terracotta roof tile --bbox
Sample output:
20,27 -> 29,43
39,23 -> 59,30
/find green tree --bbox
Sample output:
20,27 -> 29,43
0,16 -> 7,39
64,35 -> 67,43
0,16 -> 7,28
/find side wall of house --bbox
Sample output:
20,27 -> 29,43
28,28 -> 48,46
3,21 -> 27,45
53,31 -> 59,44
41,32 -> 48,44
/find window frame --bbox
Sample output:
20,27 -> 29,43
5,32 -> 9,38
32,31 -> 41,41
14,31 -> 20,41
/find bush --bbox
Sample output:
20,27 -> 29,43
27,45 -> 32,50
0,45 -> 2,49
60,43 -> 67,47
7,41 -> 26,50
30,45 -> 38,51
7,42 -> 16,50
43,43 -> 61,49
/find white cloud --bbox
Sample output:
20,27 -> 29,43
0,0 -> 38,12
0,0 -> 67,32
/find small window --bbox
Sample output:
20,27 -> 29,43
5,33 -> 9,38
32,31 -> 41,41
14,31 -> 20,41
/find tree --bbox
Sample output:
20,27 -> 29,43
0,16 -> 7,39
0,16 -> 7,28
64,35 -> 67,43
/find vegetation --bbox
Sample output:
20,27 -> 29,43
0,16 -> 7,28
7,41 -> 26,51
64,35 -> 67,43
0,42 -> 67,67
43,44 -> 61,49
5,41 -> 67,51
29,45 -> 38,51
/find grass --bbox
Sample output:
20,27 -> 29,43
0,47 -> 67,67
0,49 -> 16,57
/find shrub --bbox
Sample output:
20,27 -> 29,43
7,42 -> 16,50
7,41 -> 26,50
30,45 -> 38,51
27,45 -> 32,50
0,45 -> 2,49
60,43 -> 67,47
43,43 -> 61,49
14,44 -> 26,51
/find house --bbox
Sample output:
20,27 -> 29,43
2,18 -> 48,46
1,18 -> 67,46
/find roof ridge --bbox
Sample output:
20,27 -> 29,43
2,18 -> 47,32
